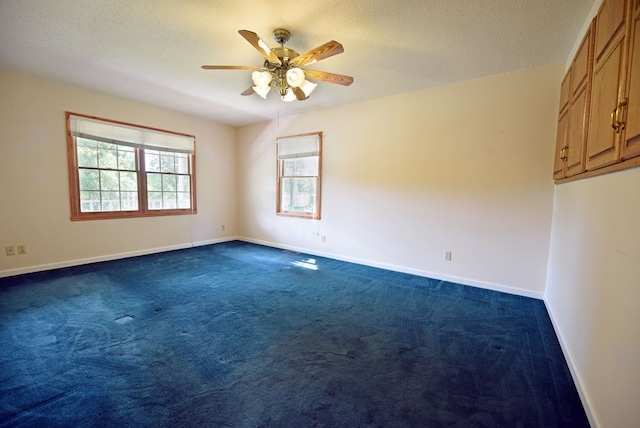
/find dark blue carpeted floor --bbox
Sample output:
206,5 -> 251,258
0,241 -> 588,427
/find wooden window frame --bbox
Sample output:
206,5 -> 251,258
66,112 -> 197,221
276,132 -> 322,220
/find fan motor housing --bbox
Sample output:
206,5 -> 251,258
273,28 -> 291,45
272,47 -> 299,63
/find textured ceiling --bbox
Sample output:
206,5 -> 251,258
0,0 -> 595,126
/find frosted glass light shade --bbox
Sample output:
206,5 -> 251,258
300,80 -> 317,97
281,88 -> 297,102
253,85 -> 271,99
286,67 -> 305,87
252,70 -> 272,87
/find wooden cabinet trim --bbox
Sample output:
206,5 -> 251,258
555,155 -> 640,183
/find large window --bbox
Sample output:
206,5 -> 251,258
66,112 -> 197,220
276,132 -> 322,219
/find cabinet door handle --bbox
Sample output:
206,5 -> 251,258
611,107 -> 619,132
615,99 -> 628,133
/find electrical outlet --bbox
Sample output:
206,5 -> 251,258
17,245 -> 26,255
5,246 -> 16,256
444,251 -> 452,261
321,235 -> 326,243
221,224 -> 226,231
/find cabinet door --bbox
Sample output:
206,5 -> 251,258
587,0 -> 628,170
567,86 -> 589,176
595,0 -> 627,62
566,22 -> 595,177
554,71 -> 572,179
554,109 -> 570,179
559,69 -> 571,113
622,5 -> 640,159
572,24 -> 594,97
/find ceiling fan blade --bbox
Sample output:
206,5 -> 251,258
304,69 -> 354,86
238,30 -> 282,65
292,87 -> 307,101
241,86 -> 255,96
290,41 -> 344,67
201,65 -> 264,71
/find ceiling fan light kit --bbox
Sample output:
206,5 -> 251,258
202,28 -> 353,103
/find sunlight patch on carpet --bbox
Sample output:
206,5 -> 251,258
114,315 -> 134,324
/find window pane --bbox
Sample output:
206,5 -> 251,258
79,169 -> 100,191
175,155 -> 189,174
98,147 -> 118,169
283,157 -> 318,177
121,191 -> 139,211
77,138 -> 99,150
101,191 -> 121,211
177,192 -> 191,209
162,192 -> 177,209
77,145 -> 98,168
160,154 -> 175,173
162,174 -> 177,191
97,141 -> 113,149
100,170 -> 120,191
120,171 -> 138,191
146,150 -> 161,172
118,148 -> 136,170
148,191 -> 163,210
281,177 -> 316,213
147,173 -> 162,191
177,175 -> 190,192
80,191 -> 101,212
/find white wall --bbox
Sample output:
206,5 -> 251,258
546,169 -> 640,428
237,64 -> 563,297
0,68 -> 237,277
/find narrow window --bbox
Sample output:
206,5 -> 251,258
276,132 -> 322,219
66,112 -> 197,220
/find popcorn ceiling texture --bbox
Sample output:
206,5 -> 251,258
0,0 -> 594,126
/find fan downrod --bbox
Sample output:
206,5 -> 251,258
273,28 -> 291,45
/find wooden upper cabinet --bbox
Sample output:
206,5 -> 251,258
587,0 -> 629,170
554,108 -> 570,179
567,86 -> 590,176
621,4 -> 640,159
567,22 -> 595,177
553,21 -> 595,179
573,27 -> 593,96
559,70 -> 571,113
554,71 -> 572,179
556,0 -> 640,183
595,0 -> 627,62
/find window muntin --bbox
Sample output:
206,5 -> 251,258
276,132 -> 322,219
67,112 -> 197,220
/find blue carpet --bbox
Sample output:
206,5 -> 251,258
0,241 -> 588,427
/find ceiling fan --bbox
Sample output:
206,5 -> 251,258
201,29 -> 353,102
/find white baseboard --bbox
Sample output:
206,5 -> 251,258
238,237 -> 545,300
543,299 -> 599,428
0,237 -> 238,279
